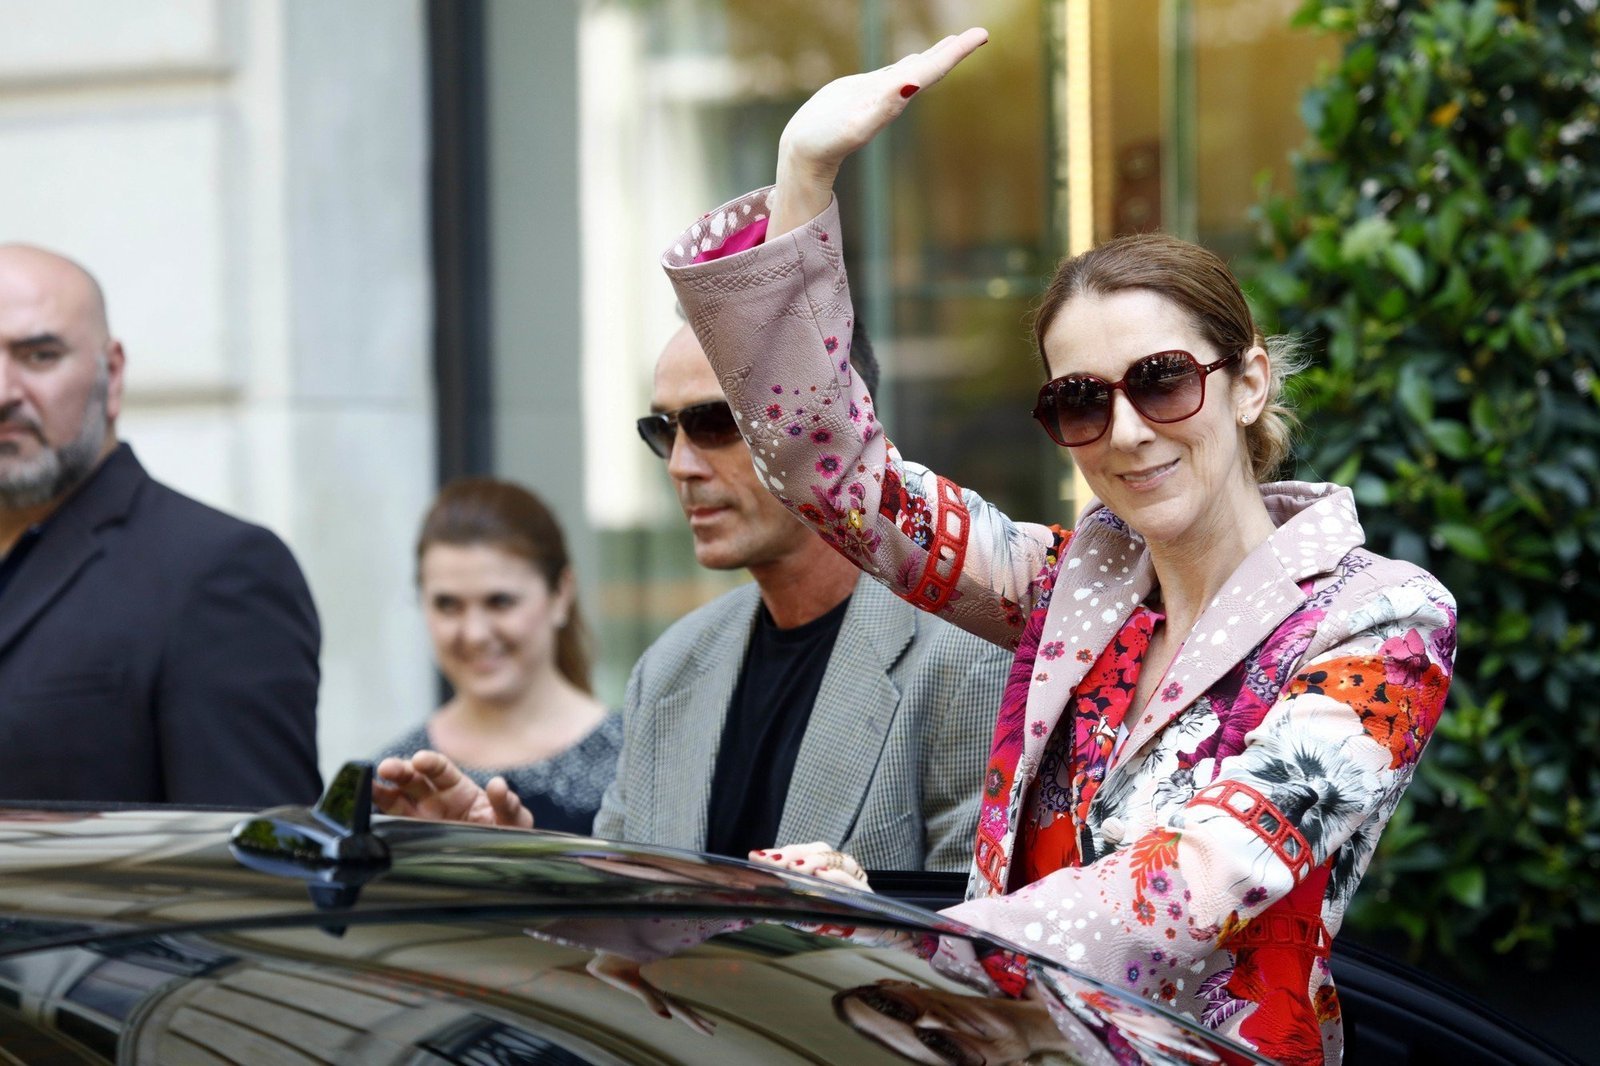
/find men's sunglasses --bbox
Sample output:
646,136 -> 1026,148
1031,349 -> 1240,448
635,400 -> 741,459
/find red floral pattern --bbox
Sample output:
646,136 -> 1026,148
1019,606 -> 1160,881
1285,648 -> 1448,771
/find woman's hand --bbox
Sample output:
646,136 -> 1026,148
769,27 -> 989,238
750,840 -> 872,891
372,749 -> 533,829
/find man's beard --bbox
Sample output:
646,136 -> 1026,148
0,367 -> 110,510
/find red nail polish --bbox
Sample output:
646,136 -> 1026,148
899,84 -> 919,99
770,853 -> 783,861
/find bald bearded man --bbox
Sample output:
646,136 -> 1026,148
0,244 -> 321,804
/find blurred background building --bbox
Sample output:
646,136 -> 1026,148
0,0 -> 1333,775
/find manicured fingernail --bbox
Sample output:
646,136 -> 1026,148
900,84 -> 919,98
770,853 -> 782,860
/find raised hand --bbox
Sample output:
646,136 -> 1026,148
770,27 -> 989,237
371,749 -> 534,829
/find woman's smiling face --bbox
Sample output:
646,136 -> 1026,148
1041,288 -> 1265,554
419,542 -> 567,705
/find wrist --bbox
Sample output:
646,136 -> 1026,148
776,143 -> 838,190
771,149 -> 837,237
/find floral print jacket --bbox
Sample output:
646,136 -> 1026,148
663,188 -> 1456,1065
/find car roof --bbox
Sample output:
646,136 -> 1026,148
0,805 -> 978,950
0,783 -> 1273,1065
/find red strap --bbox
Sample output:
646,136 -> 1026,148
974,828 -> 1009,895
1191,780 -> 1315,882
907,476 -> 969,611
1225,909 -> 1332,956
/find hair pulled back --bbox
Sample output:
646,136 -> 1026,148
1033,232 -> 1304,482
416,478 -> 593,693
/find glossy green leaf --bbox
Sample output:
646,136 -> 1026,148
1424,419 -> 1475,459
1340,215 -> 1396,264
1435,522 -> 1491,561
1396,364 -> 1435,424
1385,242 -> 1427,293
1442,866 -> 1479,910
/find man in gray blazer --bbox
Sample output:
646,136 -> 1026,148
377,325 -> 1007,872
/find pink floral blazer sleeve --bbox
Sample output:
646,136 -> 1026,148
663,189 -> 1061,651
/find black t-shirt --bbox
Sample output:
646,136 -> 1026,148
702,595 -> 851,858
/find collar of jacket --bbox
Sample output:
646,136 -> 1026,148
650,571 -> 917,853
0,443 -> 144,659
1016,480 -> 1366,782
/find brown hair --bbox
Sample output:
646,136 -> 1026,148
416,478 -> 593,693
1032,232 -> 1303,482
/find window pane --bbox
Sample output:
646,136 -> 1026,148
581,0 -> 1069,692
871,0 -> 1065,525
1193,0 -> 1339,252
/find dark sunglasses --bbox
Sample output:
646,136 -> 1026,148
1031,349 -> 1240,448
851,986 -> 984,1066
635,400 -> 741,459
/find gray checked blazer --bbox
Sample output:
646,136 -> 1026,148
593,572 -> 1009,872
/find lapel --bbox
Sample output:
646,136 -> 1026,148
1113,482 -> 1366,765
1114,564 -> 1303,763
977,483 -> 1364,893
775,574 -> 913,848
648,583 -> 760,850
0,444 -> 143,660
1019,505 -> 1155,774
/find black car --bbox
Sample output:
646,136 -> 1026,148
0,765 -> 1578,1065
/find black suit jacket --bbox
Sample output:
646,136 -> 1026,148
0,444 -> 322,804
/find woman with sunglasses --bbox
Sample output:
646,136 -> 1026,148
660,29 -> 1456,1066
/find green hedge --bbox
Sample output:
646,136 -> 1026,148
1245,0 -> 1600,972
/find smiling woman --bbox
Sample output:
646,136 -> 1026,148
374,478 -> 621,834
658,28 -> 1457,1066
